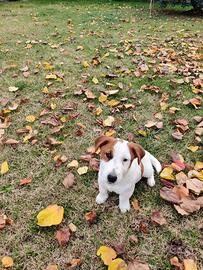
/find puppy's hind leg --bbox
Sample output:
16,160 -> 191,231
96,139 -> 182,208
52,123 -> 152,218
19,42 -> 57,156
147,174 -> 155,187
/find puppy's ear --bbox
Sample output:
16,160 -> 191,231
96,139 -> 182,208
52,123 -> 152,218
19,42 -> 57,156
95,135 -> 115,152
128,142 -> 145,165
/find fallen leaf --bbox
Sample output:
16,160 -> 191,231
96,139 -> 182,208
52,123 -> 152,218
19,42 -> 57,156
47,137 -> 63,145
18,178 -> 32,186
132,199 -> 140,210
174,204 -> 189,216
186,178 -> 203,195
183,259 -> 197,270
77,166 -> 88,175
65,259 -> 82,268
92,77 -> 99,84
194,161 -> 203,171
63,172 -> 75,188
1,161 -> 9,175
175,172 -> 189,185
160,186 -> 188,204
170,256 -> 183,269
160,167 -> 175,180
151,210 -> 167,225
85,211 -> 97,224
127,260 -> 150,270
55,228 -> 71,246
82,60 -> 89,68
97,246 -> 117,266
107,100 -> 120,107
85,89 -> 96,99
4,139 -> 19,145
37,204 -> 64,227
9,86 -> 18,92
129,235 -> 138,244
45,264 -> 58,270
1,256 -> 14,268
172,131 -> 183,140
103,116 -> 115,127
99,93 -> 108,103
105,129 -> 116,137
137,130 -> 147,137
67,160 -> 79,168
68,223 -> 77,232
187,146 -> 199,152
95,107 -> 103,116
108,258 -> 127,270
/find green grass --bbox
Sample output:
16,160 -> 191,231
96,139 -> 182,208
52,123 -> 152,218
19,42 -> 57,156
0,0 -> 202,269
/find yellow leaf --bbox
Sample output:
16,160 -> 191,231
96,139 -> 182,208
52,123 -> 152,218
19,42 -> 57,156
160,101 -> 168,111
138,129 -> 147,137
1,161 -> 9,175
105,129 -> 116,137
37,204 -> 64,227
99,94 -> 108,103
183,259 -> 197,270
46,74 -> 57,80
97,246 -> 117,266
107,100 -> 120,107
108,258 -> 127,270
8,86 -> 19,92
67,160 -> 79,168
50,103 -> 56,110
42,87 -> 49,94
92,77 -> 99,84
160,167 -> 175,180
82,61 -> 89,68
25,115 -> 36,123
187,145 -> 199,152
1,256 -> 14,268
103,116 -> 115,127
194,161 -> 203,171
77,166 -> 88,175
188,170 -> 203,181
43,62 -> 53,70
95,107 -> 103,116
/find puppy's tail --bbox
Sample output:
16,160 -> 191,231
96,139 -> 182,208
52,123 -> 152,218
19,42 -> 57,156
148,153 -> 162,173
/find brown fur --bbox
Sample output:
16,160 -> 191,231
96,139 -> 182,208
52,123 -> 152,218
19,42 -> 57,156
128,142 -> 145,165
95,135 -> 116,161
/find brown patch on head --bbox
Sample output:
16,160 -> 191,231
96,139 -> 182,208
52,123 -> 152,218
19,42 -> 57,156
128,142 -> 145,165
95,135 -> 116,161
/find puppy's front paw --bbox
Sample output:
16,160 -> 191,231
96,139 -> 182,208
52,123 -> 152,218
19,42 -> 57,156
147,176 -> 155,187
96,193 -> 108,204
119,202 -> 130,213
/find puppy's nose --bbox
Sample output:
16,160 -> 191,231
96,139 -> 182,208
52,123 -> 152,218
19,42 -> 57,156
107,174 -> 117,183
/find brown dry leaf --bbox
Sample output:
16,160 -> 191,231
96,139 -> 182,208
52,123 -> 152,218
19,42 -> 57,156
172,130 -> 183,140
175,172 -> 189,185
127,260 -> 150,270
18,178 -> 32,186
186,178 -> 203,195
129,235 -> 138,244
139,221 -> 149,235
160,186 -> 188,204
47,137 -> 63,145
85,89 -> 96,99
179,197 -> 201,214
85,211 -> 97,224
170,256 -> 183,269
183,259 -> 197,270
4,139 -> 19,145
55,228 -> 71,246
174,204 -> 190,216
183,97 -> 201,109
66,258 -> 82,268
63,172 -> 75,188
45,264 -> 58,270
151,210 -> 167,225
132,199 -> 140,210
0,214 -> 13,230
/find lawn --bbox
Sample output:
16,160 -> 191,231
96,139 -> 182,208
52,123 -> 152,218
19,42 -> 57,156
0,0 -> 202,269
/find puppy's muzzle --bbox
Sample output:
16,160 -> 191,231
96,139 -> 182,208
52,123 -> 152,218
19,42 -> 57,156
107,174 -> 117,183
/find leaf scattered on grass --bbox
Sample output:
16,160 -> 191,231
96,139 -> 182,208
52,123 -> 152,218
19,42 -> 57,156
37,204 -> 64,227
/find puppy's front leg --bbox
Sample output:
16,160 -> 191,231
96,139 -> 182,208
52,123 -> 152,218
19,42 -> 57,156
96,184 -> 108,204
119,189 -> 134,213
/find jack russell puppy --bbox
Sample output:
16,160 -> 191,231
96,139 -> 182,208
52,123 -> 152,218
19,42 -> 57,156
95,135 -> 162,213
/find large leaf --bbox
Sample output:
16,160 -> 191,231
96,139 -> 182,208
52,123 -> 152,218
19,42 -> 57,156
37,204 -> 64,227
97,246 -> 117,266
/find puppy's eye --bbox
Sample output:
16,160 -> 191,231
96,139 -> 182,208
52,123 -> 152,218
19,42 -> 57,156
106,152 -> 113,160
123,158 -> 128,162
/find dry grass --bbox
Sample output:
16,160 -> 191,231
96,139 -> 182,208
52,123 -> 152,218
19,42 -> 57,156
0,1 -> 202,269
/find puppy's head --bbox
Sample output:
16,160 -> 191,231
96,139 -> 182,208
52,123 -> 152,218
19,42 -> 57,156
95,136 -> 145,184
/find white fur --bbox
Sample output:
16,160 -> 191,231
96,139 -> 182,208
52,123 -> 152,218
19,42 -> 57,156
96,140 -> 161,213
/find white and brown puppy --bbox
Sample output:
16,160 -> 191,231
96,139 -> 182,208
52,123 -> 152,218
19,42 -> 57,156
95,136 -> 161,213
